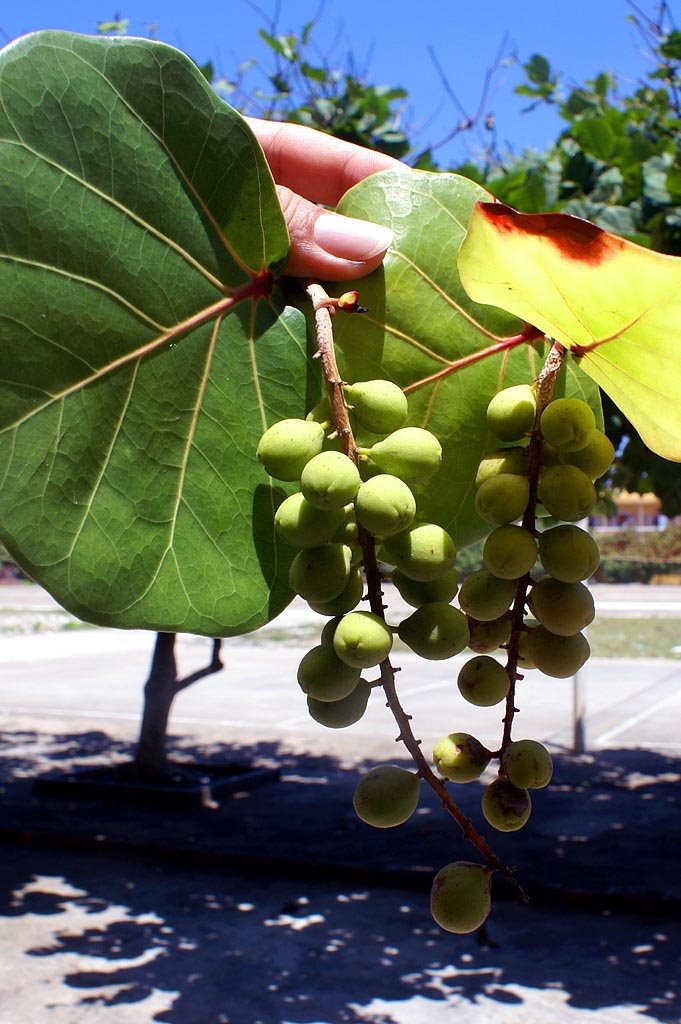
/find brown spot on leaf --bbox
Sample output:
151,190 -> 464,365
477,202 -> 624,265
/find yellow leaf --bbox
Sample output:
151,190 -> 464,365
458,202 -> 681,461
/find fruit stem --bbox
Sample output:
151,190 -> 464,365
403,326 -> 544,396
305,280 -> 527,898
500,340 -> 568,757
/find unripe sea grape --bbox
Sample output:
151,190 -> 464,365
297,644 -> 360,702
526,625 -> 590,678
537,465 -> 596,522
433,732 -> 490,783
257,419 -> 324,480
538,525 -> 600,582
457,655 -> 509,707
391,565 -> 459,607
307,567 -> 364,616
343,380 -> 408,434
398,602 -> 469,660
483,525 -> 538,580
474,447 -> 528,488
301,451 -> 361,510
474,474 -> 530,526
307,679 -> 371,728
430,862 -> 491,934
466,615 -> 512,654
333,610 -> 393,669
354,475 -> 416,537
527,577 -> 595,636
383,522 -> 457,582
502,739 -> 553,789
275,492 -> 344,548
369,427 -> 442,485
289,544 -> 352,603
540,397 -> 596,452
458,570 -> 515,621
561,430 -> 615,480
352,764 -> 420,828
482,779 -> 531,831
486,384 -> 536,442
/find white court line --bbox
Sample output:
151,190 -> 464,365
593,689 -> 681,745
0,706 -> 261,728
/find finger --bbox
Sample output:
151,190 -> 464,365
247,117 -> 406,206
277,185 -> 393,280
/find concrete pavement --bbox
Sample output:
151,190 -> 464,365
1,582 -> 680,1023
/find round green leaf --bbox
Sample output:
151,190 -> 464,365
333,170 -> 601,546
0,32 -> 312,635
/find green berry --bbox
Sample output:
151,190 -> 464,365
274,492 -> 345,548
368,427 -> 442,485
466,614 -> 512,654
288,544 -> 352,603
457,656 -> 510,707
307,567 -> 364,616
391,565 -> 459,607
474,474 -> 530,525
526,625 -> 590,678
398,602 -> 469,660
502,739 -> 553,789
344,380 -> 408,434
538,525 -> 600,582
433,732 -> 491,783
561,430 -> 615,480
307,679 -> 371,728
256,419 -> 324,480
458,570 -> 516,621
486,384 -> 536,442
297,644 -> 361,702
540,397 -> 596,453
483,525 -> 538,580
383,522 -> 457,582
527,577 -> 595,636
430,862 -> 491,934
354,475 -> 417,537
333,610 -> 393,669
352,765 -> 420,828
475,446 -> 528,488
301,451 -> 361,510
537,465 -> 597,522
482,779 -> 531,831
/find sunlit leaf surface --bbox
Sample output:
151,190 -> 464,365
0,31 -> 312,635
333,171 -> 601,545
458,202 -> 681,461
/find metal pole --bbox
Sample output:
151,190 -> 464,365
572,667 -> 585,753
571,517 -> 590,753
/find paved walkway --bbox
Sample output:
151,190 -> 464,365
0,583 -> 680,1022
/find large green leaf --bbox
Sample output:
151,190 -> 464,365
458,201 -> 681,462
333,170 -> 601,547
0,31 -> 313,635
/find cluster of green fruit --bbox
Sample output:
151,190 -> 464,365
427,386 -> 614,934
466,386 -> 612,679
257,379 -> 469,732
256,378 -> 614,938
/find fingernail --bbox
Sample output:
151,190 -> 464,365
314,212 -> 393,261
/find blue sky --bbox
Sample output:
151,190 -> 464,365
0,0 -> 664,165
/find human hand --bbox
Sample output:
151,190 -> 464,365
247,118 -> 407,280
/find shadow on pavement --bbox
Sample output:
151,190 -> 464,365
0,731 -> 679,1022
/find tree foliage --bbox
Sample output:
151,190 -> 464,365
220,3 -> 681,513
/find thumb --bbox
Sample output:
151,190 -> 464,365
276,185 -> 393,280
